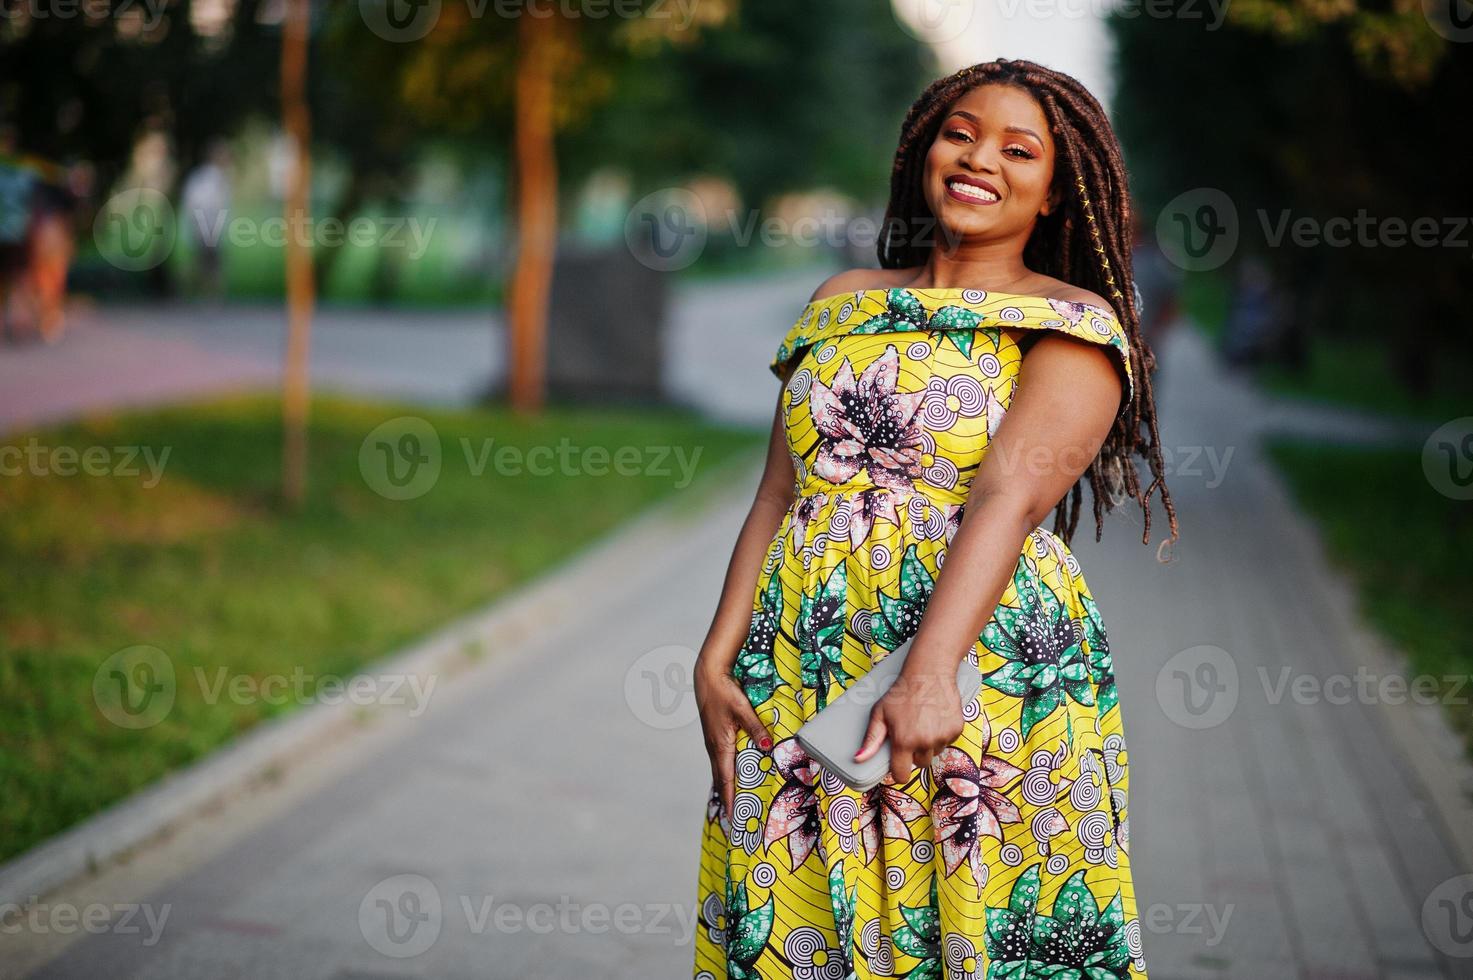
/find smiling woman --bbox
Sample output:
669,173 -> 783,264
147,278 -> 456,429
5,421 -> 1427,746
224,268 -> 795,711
691,59 -> 1174,980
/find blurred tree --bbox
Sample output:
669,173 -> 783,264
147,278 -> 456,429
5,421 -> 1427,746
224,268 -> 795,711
281,0 -> 314,508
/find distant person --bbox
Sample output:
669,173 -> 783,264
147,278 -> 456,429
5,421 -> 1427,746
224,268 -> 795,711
181,141 -> 233,299
0,132 -> 76,344
691,59 -> 1171,980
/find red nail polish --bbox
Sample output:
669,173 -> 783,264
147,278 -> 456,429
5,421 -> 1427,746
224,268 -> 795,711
759,736 -> 773,749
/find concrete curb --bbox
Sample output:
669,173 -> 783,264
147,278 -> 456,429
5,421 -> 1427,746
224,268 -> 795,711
0,447 -> 763,914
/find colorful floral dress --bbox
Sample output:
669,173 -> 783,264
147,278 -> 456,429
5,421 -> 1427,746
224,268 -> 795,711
693,287 -> 1148,980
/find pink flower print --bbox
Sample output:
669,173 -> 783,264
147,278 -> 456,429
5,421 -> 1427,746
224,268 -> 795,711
808,345 -> 925,492
841,487 -> 902,550
763,738 -> 823,870
790,491 -> 828,555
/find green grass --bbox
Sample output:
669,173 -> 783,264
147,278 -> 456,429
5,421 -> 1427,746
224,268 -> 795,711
1267,439 -> 1472,746
1257,336 -> 1469,425
0,395 -> 763,862
1177,270 -> 1231,344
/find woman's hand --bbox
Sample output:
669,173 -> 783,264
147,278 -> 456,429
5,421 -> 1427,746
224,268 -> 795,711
853,663 -> 965,786
695,661 -> 774,819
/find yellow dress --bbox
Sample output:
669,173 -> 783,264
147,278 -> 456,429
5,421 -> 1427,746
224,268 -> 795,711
693,287 -> 1147,980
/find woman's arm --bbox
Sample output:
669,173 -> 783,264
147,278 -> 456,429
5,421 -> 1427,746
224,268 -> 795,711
853,331 -> 1124,785
693,384 -> 794,815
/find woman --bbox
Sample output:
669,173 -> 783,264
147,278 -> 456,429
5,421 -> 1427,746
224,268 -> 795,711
692,59 -> 1176,980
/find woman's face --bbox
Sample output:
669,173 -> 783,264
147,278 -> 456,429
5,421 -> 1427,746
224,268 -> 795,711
922,83 -> 1057,246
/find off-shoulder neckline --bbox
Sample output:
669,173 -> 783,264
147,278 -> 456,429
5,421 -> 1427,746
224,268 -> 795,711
802,285 -> 1118,319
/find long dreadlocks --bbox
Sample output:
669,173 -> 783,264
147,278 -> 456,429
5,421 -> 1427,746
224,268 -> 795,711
878,58 -> 1178,554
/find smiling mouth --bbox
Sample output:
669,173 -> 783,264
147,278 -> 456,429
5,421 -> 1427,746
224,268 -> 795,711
945,176 -> 1001,205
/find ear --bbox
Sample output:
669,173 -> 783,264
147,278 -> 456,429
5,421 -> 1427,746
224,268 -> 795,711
1040,183 -> 1062,217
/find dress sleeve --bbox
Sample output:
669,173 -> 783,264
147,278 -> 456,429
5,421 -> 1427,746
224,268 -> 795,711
1016,303 -> 1134,422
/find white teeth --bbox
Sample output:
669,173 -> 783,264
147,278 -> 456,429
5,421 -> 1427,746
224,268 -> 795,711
948,180 -> 999,203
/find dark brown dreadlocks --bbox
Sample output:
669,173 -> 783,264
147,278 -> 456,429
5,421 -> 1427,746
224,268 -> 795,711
878,58 -> 1178,554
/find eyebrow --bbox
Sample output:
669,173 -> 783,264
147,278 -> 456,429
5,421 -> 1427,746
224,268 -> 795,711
947,110 -> 1045,145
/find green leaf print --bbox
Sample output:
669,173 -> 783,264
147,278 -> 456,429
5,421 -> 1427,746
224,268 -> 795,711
1030,870 -> 1132,978
733,568 -> 785,707
870,544 -> 935,651
850,290 -> 989,357
828,860 -> 857,977
894,874 -> 942,979
798,562 -> 850,709
724,878 -> 775,978
853,288 -> 929,335
986,866 -> 1133,979
928,304 -> 985,356
1080,592 -> 1119,715
982,566 -> 1093,739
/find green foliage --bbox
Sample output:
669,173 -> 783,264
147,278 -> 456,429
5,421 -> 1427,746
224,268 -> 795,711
1267,439 -> 1473,748
0,395 -> 763,862
1110,2 -> 1473,403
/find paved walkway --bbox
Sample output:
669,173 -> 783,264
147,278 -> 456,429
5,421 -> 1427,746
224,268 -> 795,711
0,271 -> 819,435
1,288 -> 1468,979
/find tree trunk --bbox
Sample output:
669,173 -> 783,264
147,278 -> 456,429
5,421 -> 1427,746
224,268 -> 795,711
506,12 -> 560,414
280,0 -> 314,508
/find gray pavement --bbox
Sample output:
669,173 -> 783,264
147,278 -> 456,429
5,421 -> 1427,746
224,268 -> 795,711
1,285 -> 1469,979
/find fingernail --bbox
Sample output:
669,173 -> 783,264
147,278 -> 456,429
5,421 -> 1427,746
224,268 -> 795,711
758,736 -> 773,750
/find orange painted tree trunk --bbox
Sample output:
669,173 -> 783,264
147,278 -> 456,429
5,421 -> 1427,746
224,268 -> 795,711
506,12 -> 559,414
280,0 -> 315,506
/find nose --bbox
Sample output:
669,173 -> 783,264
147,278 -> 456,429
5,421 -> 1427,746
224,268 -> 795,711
959,140 -> 1000,174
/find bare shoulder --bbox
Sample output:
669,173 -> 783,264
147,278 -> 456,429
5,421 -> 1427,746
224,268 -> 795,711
808,266 -> 918,303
